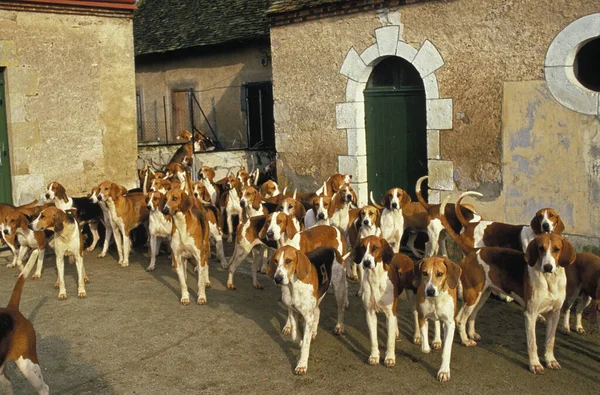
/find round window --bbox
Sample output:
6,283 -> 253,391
574,37 -> 600,92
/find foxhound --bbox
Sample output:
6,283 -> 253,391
258,180 -> 281,199
89,186 -> 113,258
369,188 -> 411,254
352,236 -> 417,368
217,175 -> 243,242
197,166 -> 219,205
560,252 -> 600,334
268,246 -> 348,375
163,188 -> 211,305
456,233 -> 576,374
145,191 -> 172,272
3,211 -> 46,280
413,256 -> 461,382
0,200 -> 39,269
0,253 -> 50,394
31,207 -> 89,299
347,205 -> 381,286
276,196 -> 306,233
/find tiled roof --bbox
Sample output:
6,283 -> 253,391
134,0 -> 270,56
267,0 -> 346,14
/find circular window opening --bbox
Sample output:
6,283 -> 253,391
574,37 -> 600,92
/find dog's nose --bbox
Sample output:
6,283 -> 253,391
274,274 -> 283,285
266,231 -> 274,239
97,195 -> 103,201
426,287 -> 436,297
363,219 -> 370,226
542,223 -> 550,232
240,200 -> 246,208
45,193 -> 50,199
543,264 -> 553,273
363,259 -> 372,269
346,194 -> 352,201
162,207 -> 170,215
146,205 -> 152,211
318,213 -> 325,220
391,202 -> 398,209
3,230 -> 8,235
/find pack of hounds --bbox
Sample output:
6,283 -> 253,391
0,130 -> 598,392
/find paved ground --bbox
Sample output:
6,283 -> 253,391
0,243 -> 599,394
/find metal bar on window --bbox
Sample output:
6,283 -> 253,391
163,96 -> 168,143
258,88 -> 264,144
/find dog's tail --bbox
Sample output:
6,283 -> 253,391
369,191 -> 384,210
440,196 -> 473,255
455,191 -> 482,228
415,176 -> 430,210
17,199 -> 39,209
7,249 -> 38,310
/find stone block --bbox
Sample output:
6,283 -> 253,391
346,128 -> 366,156
0,40 -> 18,66
10,121 -> 40,147
7,66 -> 39,96
360,44 -> 379,67
336,102 -> 365,129
426,98 -> 453,130
428,160 -> 454,191
545,14 -> 600,67
422,72 -> 439,100
351,181 -> 368,207
427,130 -> 440,159
340,47 -> 368,82
545,66 -> 599,115
412,40 -> 444,78
345,78 -> 365,103
375,26 -> 400,57
395,41 -> 417,63
338,154 -> 367,183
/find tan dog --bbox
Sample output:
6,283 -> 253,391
3,211 -> 46,279
31,207 -> 89,300
413,256 -> 461,382
97,181 -> 149,267
163,188 -> 211,305
561,252 -> 600,334
456,234 -> 576,374
268,246 -> 348,375
0,253 -> 49,394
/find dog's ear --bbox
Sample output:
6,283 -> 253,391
443,258 -> 462,290
374,208 -> 381,227
251,190 -> 261,210
525,239 -> 539,267
22,213 -> 32,223
381,193 -> 391,210
55,183 -> 68,203
180,192 -> 193,213
412,259 -> 424,288
295,249 -> 312,282
352,240 -> 365,264
400,190 -> 411,208
258,218 -> 268,240
328,196 -> 339,218
530,214 -> 542,234
350,189 -> 357,206
554,215 -> 565,235
295,201 -> 306,221
266,253 -> 278,280
109,183 -> 120,200
381,239 -> 395,265
53,210 -> 64,233
285,214 -> 297,240
558,238 -> 576,267
310,196 -> 319,209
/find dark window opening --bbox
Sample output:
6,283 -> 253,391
574,37 -> 600,92
367,57 -> 424,90
172,89 -> 193,137
244,82 -> 275,149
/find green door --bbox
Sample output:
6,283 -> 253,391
364,57 -> 427,202
0,71 -> 12,204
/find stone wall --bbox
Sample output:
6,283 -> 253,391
270,1 -> 600,240
135,43 -> 272,150
0,9 -> 137,203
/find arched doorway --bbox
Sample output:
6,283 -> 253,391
364,57 -> 427,201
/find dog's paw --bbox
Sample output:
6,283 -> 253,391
180,297 -> 190,305
281,325 -> 292,336
334,325 -> 344,335
84,276 -> 90,284
576,326 -> 586,334
546,360 -> 561,370
226,283 -> 236,290
253,283 -> 264,290
537,315 -> 547,324
226,236 -> 233,243
6,263 -> 15,268
413,335 -> 422,345
530,364 -> 544,374
437,370 -> 450,382
77,290 -> 87,299
31,274 -> 41,280
367,356 -> 379,365
85,246 -> 94,252
463,339 -> 477,347
469,332 -> 481,341
146,265 -> 156,272
432,340 -> 442,350
421,346 -> 431,354
204,282 -> 212,289
197,297 -> 207,305
97,252 -> 107,258
294,365 -> 307,375
560,326 -> 570,335
58,293 -> 67,300
384,358 -> 395,367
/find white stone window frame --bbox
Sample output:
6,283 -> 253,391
336,25 -> 454,206
545,13 -> 600,116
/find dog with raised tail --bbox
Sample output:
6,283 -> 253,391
0,249 -> 50,394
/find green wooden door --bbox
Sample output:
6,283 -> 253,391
0,71 -> 12,204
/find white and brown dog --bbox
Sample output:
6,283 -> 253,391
145,191 -> 172,272
0,253 -> 50,394
413,256 -> 461,382
352,236 -> 417,368
369,188 -> 411,254
276,195 -> 306,233
217,175 -> 243,243
456,233 -> 576,374
89,186 -> 113,258
268,246 -> 348,375
163,188 -> 211,305
197,166 -> 219,205
560,252 -> 600,334
31,206 -> 89,300
3,211 -> 46,279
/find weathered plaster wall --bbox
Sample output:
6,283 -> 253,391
271,1 -> 600,239
135,44 -> 272,149
0,9 -> 137,203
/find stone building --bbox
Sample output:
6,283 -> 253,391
268,0 -> 600,244
134,0 -> 275,177
0,0 -> 138,204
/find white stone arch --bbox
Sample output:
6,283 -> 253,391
544,13 -> 600,116
336,25 -> 453,206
